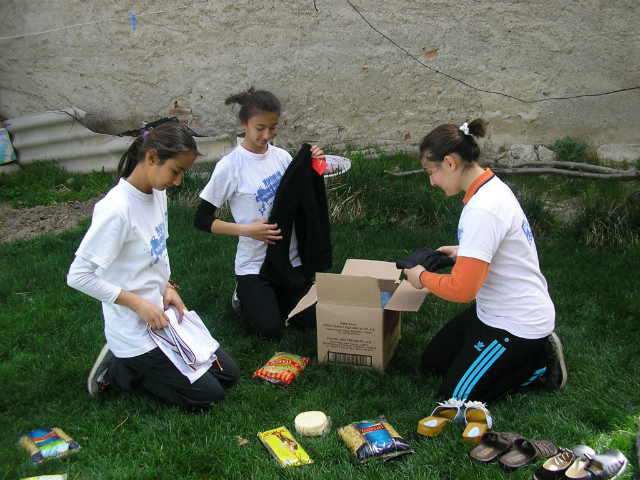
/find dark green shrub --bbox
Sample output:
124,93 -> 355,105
552,136 -> 588,163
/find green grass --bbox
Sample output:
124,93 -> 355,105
0,160 -> 114,208
1,156 -> 639,479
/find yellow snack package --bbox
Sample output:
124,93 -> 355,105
258,426 -> 313,468
253,352 -> 309,386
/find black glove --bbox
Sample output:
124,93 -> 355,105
396,247 -> 455,272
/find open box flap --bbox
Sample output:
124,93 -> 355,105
288,284 -> 317,320
316,272 -> 382,307
341,259 -> 401,281
384,280 -> 429,312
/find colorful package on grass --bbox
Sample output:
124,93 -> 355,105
17,427 -> 81,464
258,426 -> 313,467
0,127 -> 17,165
337,416 -> 414,463
253,352 -> 309,386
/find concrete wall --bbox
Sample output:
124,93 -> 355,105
1,0 -> 639,156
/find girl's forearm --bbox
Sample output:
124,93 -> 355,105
210,218 -> 246,237
114,289 -> 144,311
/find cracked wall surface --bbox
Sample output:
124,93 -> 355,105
1,0 -> 639,155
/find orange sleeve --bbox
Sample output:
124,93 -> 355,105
419,256 -> 490,303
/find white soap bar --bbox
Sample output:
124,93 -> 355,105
294,411 -> 329,437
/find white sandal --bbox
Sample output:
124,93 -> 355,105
462,400 -> 493,444
417,397 -> 465,437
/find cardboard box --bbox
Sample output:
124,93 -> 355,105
289,259 -> 428,373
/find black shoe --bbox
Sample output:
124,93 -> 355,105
545,332 -> 567,391
564,449 -> 627,480
533,445 -> 595,479
87,344 -> 114,396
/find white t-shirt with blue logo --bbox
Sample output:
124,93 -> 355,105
199,144 -> 301,276
74,178 -> 169,357
457,176 -> 555,339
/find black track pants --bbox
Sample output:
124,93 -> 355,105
421,305 -> 548,403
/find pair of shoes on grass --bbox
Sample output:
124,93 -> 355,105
534,445 -> 628,480
87,343 -> 114,396
470,434 -> 628,478
545,331 -> 568,391
417,398 -> 493,444
470,432 -> 557,469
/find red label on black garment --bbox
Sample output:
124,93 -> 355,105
312,157 -> 328,175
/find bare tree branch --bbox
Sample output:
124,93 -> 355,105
385,168 -> 425,176
386,161 -> 638,180
488,167 -> 638,180
483,160 -> 624,173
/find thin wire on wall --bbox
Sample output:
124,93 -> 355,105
0,1 -> 216,41
1,0 -> 638,104
344,0 -> 640,103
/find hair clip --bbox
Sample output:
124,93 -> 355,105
142,131 -> 149,140
459,123 -> 470,136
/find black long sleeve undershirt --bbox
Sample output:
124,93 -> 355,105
193,199 -> 218,233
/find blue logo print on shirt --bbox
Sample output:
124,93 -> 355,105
457,227 -> 464,243
521,218 -> 534,246
147,223 -> 168,267
255,171 -> 282,215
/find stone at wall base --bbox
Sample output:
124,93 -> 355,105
596,144 -> 640,163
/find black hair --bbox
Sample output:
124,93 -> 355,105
116,123 -> 201,179
224,87 -> 282,124
419,119 -> 487,167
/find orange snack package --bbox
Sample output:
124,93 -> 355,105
253,352 -> 309,386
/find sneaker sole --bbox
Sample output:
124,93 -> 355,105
231,283 -> 241,313
87,343 -> 112,396
550,332 -> 568,390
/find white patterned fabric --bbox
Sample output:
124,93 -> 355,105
147,307 -> 220,384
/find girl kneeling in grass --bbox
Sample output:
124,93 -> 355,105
67,123 -> 239,411
404,120 -> 567,404
194,88 -> 327,340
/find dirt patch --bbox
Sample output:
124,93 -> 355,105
0,196 -> 103,244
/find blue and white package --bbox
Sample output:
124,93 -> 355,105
0,127 -> 17,165
337,416 -> 414,463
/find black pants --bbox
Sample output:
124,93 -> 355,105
421,305 -> 548,403
236,266 -> 316,340
111,347 -> 239,412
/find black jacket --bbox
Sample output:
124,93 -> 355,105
259,143 -> 333,292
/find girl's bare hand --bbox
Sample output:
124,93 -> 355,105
437,245 -> 459,261
134,298 -> 171,330
404,265 -> 426,289
163,285 -> 186,324
244,220 -> 282,245
310,145 -> 325,159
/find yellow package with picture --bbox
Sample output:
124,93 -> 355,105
258,426 -> 313,467
337,416 -> 414,463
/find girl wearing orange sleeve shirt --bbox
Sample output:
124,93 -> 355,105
404,120 -> 567,403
